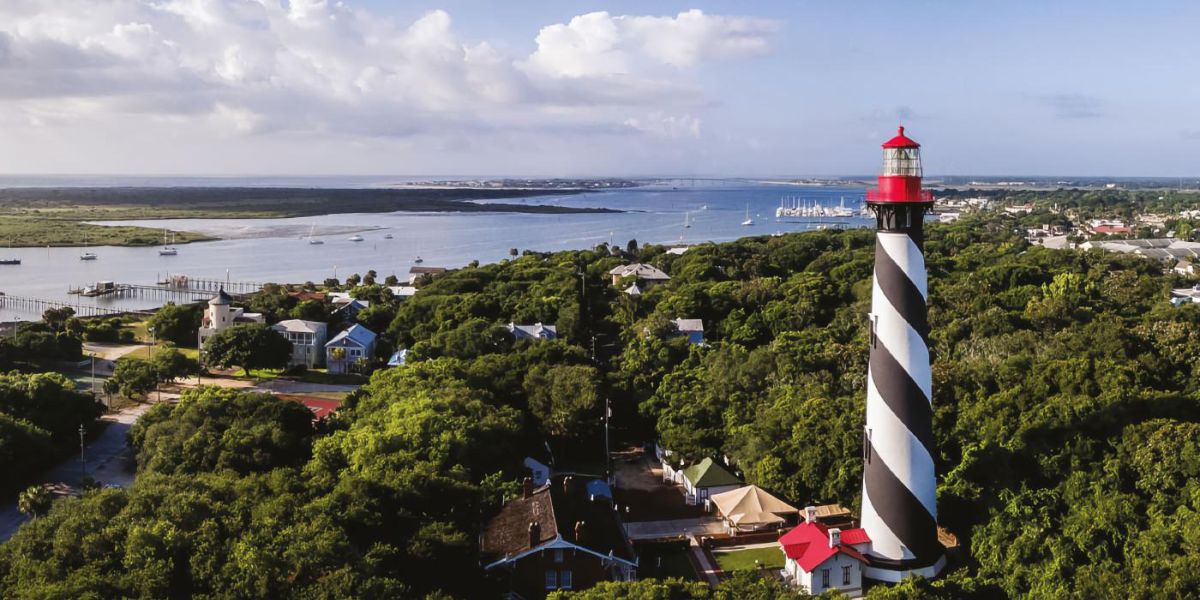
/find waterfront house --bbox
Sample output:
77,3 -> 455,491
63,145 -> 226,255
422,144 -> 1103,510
480,475 -> 638,598
324,324 -> 377,374
333,298 -> 369,321
608,264 -> 670,287
271,319 -> 329,368
680,457 -> 742,506
197,289 -> 264,348
672,318 -> 705,345
387,285 -> 418,300
409,266 -> 447,284
508,322 -> 557,341
779,508 -> 871,596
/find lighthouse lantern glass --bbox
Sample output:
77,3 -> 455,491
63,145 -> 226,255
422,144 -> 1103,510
882,147 -> 922,177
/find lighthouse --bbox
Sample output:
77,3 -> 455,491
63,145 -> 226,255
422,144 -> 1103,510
859,126 -> 946,582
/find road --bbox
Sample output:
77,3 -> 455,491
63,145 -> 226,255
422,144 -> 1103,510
0,402 -> 154,542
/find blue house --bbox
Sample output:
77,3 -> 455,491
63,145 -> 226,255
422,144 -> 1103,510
325,324 -> 377,374
672,318 -> 705,345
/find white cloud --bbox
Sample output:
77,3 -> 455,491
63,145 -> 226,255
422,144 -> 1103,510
0,3 -> 777,173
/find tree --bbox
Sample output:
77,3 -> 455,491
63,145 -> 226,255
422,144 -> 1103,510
202,324 -> 292,376
146,303 -> 203,346
41,306 -> 75,331
524,364 -> 602,439
149,348 -> 198,382
290,299 -> 328,322
16,485 -> 52,519
109,358 -> 158,400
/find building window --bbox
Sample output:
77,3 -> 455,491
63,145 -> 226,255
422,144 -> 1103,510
553,549 -> 563,563
560,570 -> 573,589
545,570 -> 557,590
842,565 -> 851,585
821,568 -> 830,588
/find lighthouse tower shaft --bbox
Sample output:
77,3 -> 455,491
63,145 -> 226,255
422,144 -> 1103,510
860,127 -> 945,581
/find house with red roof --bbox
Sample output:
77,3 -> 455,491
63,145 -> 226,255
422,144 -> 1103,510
778,506 -> 871,596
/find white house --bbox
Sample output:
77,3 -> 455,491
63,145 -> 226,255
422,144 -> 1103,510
325,324 -> 377,374
197,289 -> 264,348
508,322 -> 557,341
779,507 -> 871,596
387,285 -> 419,300
271,319 -> 329,368
672,319 -> 705,345
608,263 -> 671,287
408,266 -> 447,284
679,457 -> 742,506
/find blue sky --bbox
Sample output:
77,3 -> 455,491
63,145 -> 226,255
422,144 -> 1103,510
0,1 -> 1195,176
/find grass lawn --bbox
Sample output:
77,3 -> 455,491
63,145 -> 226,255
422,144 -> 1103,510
633,542 -> 698,581
713,547 -> 785,572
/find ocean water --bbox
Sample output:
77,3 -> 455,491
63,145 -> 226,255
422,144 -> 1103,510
0,182 -> 870,321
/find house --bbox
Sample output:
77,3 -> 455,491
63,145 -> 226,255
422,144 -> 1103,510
324,324 -> 377,374
409,266 -> 447,284
1174,260 -> 1197,277
680,457 -> 742,506
387,348 -> 409,367
672,318 -> 704,345
623,283 -> 642,296
524,456 -> 551,486
387,285 -> 419,300
1171,285 -> 1200,305
480,475 -> 638,598
333,299 -> 369,320
271,319 -> 329,368
509,322 -> 557,341
608,264 -> 670,287
197,289 -> 264,347
779,508 -> 871,596
710,485 -> 797,533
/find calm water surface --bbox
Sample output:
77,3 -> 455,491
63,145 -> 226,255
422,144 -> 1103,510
0,183 -> 870,321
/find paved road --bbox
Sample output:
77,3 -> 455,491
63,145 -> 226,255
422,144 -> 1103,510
0,402 -> 153,542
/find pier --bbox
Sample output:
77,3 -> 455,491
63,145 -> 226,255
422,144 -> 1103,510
157,275 -> 263,294
0,294 -> 156,318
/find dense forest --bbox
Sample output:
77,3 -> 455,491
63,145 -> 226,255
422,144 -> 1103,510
3,210 -> 1200,598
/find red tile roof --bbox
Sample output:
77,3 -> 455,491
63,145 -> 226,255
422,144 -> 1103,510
779,522 -> 870,572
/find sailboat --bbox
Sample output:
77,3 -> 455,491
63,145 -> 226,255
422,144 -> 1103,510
80,231 -> 98,261
741,204 -> 755,226
159,230 -> 178,256
684,211 -> 692,228
348,234 -> 364,242
307,223 -> 324,245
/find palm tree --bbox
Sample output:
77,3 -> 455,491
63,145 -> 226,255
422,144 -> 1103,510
17,485 -> 52,519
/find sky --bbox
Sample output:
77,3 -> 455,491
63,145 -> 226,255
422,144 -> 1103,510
0,0 -> 1196,177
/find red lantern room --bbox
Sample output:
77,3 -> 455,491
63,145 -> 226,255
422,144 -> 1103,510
867,126 -> 934,205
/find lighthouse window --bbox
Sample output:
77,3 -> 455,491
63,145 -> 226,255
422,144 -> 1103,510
882,147 -> 922,177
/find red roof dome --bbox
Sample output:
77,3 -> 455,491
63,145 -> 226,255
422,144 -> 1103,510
882,125 -> 920,149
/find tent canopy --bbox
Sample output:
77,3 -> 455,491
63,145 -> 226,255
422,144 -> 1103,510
710,485 -> 797,527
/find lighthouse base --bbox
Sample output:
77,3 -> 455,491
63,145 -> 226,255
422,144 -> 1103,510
862,554 -> 946,583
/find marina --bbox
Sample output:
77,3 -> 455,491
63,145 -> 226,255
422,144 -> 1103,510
0,183 -> 871,322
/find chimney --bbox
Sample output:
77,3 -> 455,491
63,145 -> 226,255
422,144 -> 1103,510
528,521 -> 541,547
828,528 -> 841,548
574,521 -> 585,544
521,477 -> 533,498
804,506 -> 817,524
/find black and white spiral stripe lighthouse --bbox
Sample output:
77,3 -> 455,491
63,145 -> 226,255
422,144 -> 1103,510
860,126 -> 946,582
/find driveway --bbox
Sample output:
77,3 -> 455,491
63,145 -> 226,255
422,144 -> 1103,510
0,402 -> 154,542
613,452 -> 707,522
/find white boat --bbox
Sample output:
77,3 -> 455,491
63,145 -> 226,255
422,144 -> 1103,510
683,212 -> 692,228
307,223 -> 324,245
80,252 -> 97,261
159,230 -> 178,256
741,204 -> 754,226
414,256 -> 424,264
348,234 -> 364,242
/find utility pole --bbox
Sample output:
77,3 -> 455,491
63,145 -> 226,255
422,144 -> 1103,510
604,397 -> 611,484
78,424 -> 86,480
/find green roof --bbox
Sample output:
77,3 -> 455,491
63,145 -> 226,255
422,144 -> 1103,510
682,458 -> 741,488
